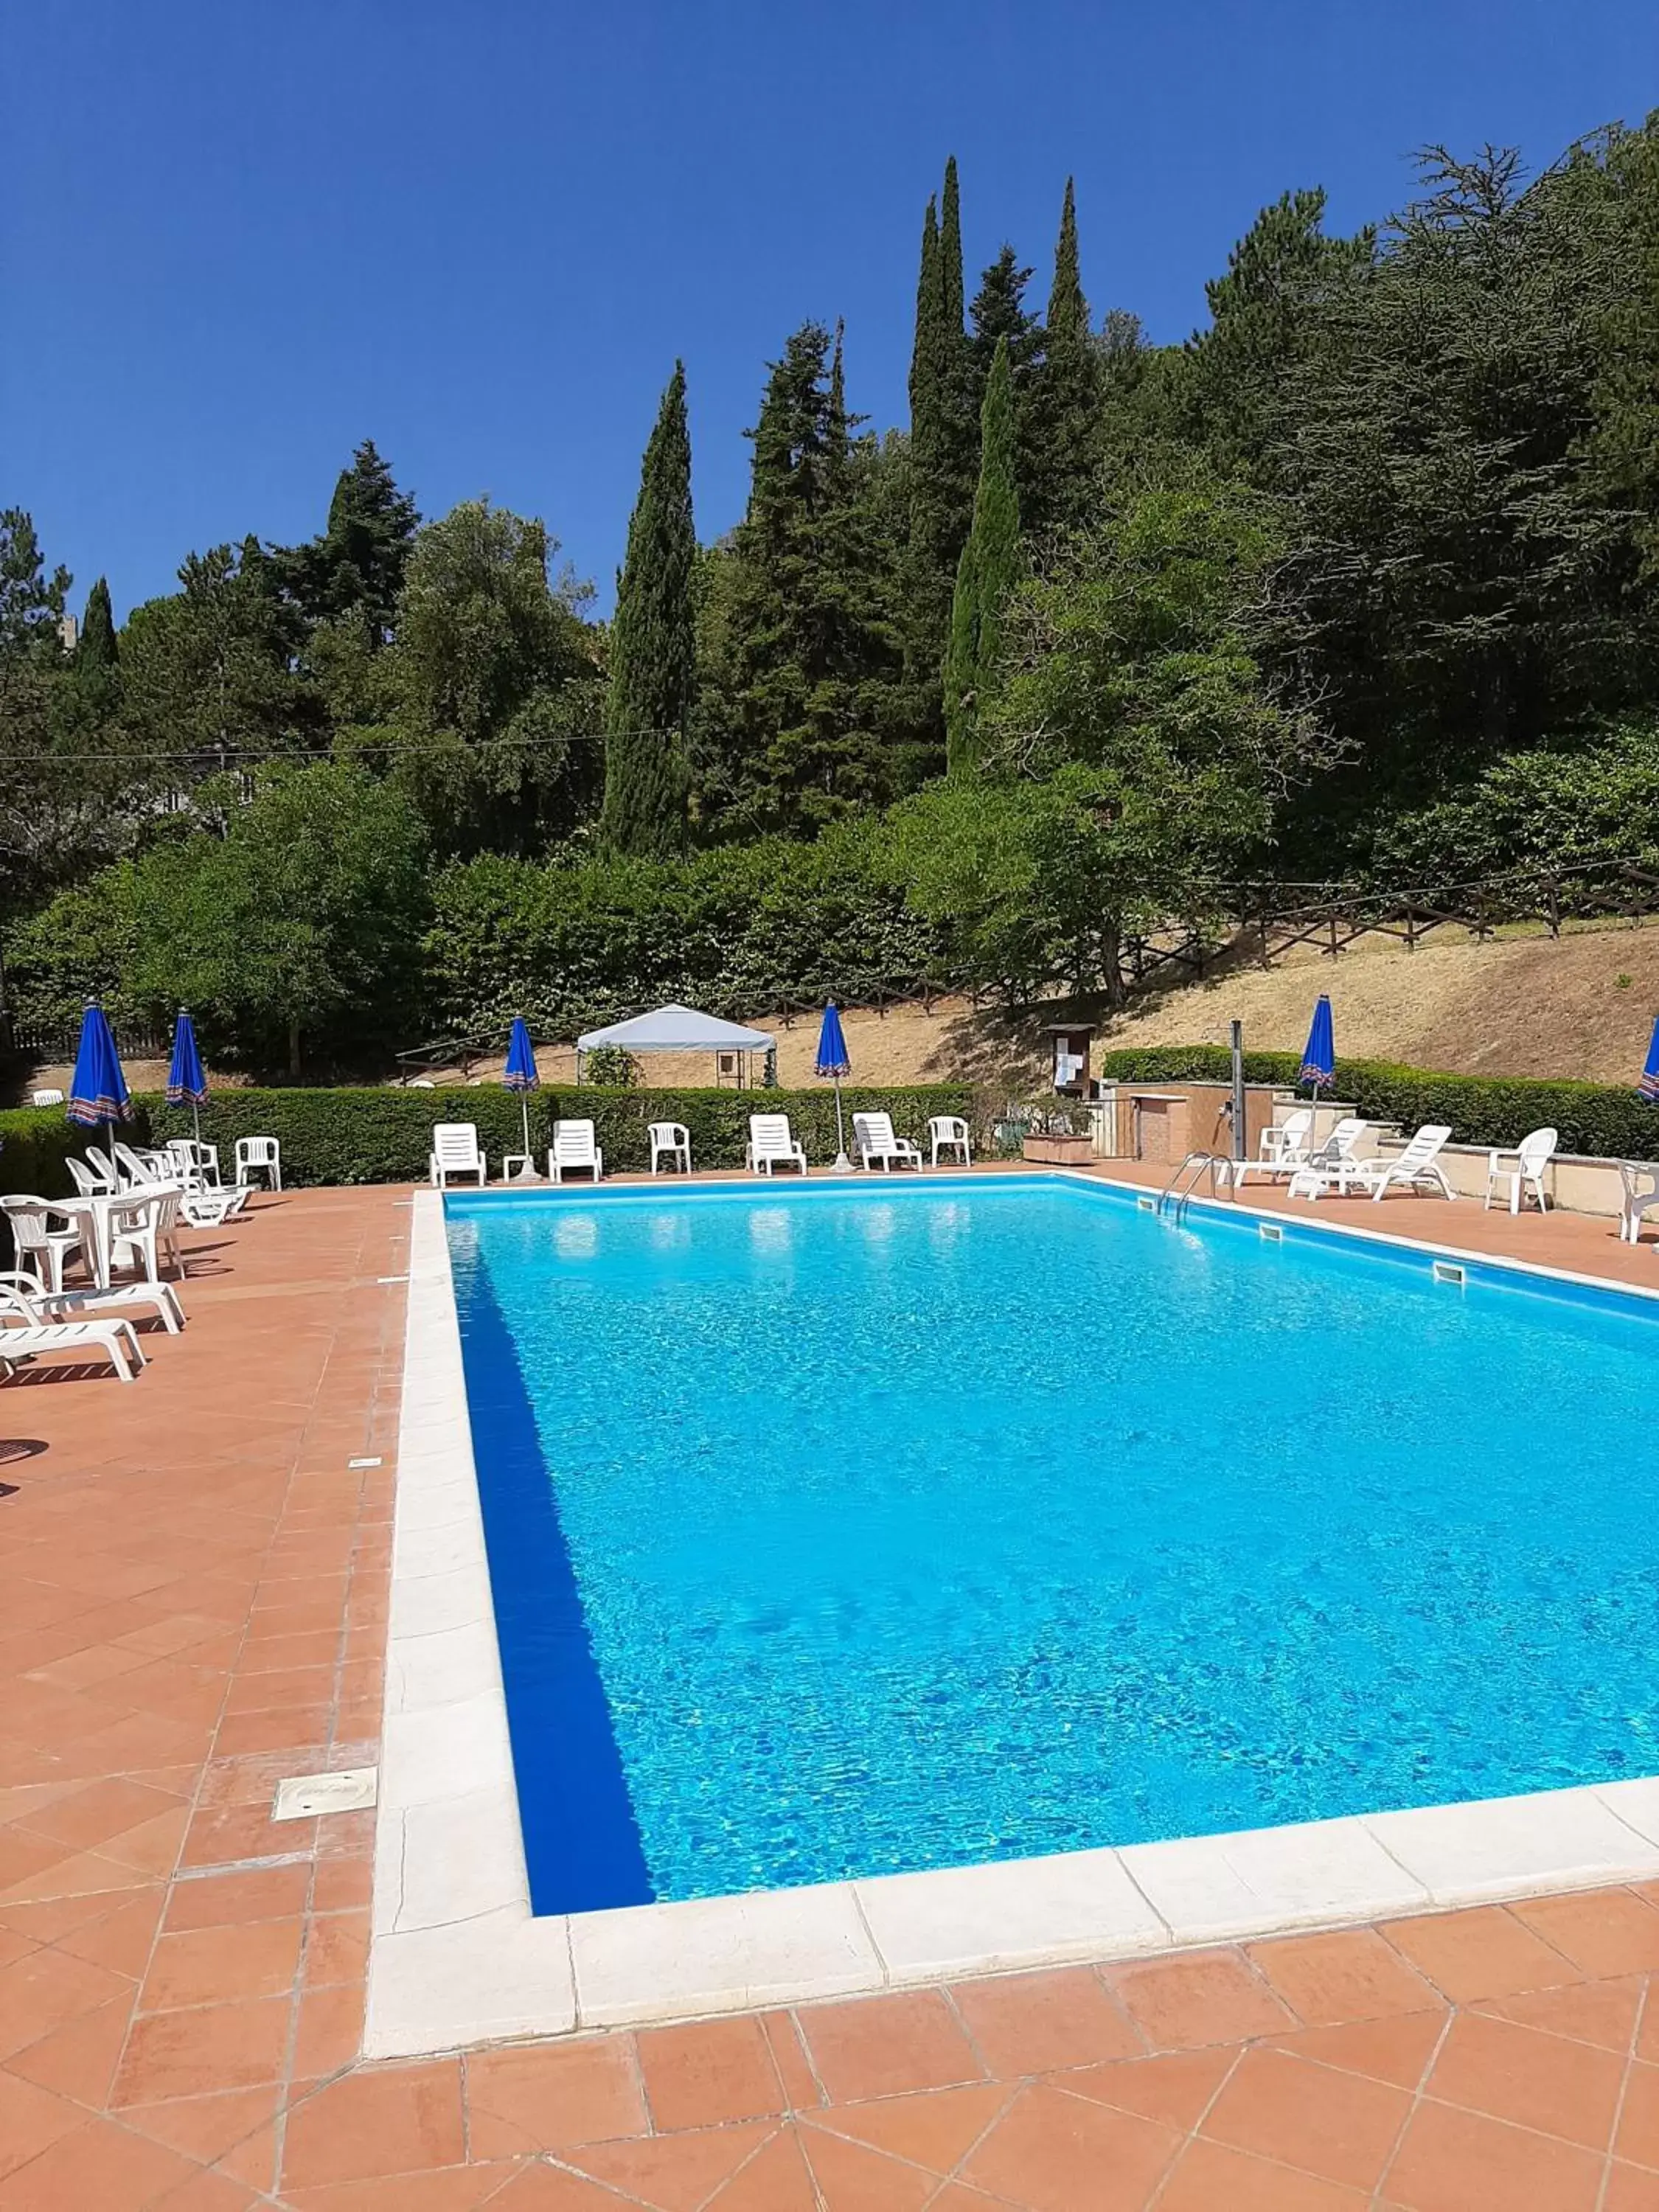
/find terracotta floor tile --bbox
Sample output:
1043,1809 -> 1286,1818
465,2037 -> 647,2157
0,2113 -> 199,2211
563,2120 -> 776,2211
1197,2045 -> 1412,2189
1060,2045 -> 1237,2130
961,2081 -> 1182,2212
1607,2164 -> 1659,2211
0,2070 -> 86,2184
703,2124 -> 821,2210
1426,2008 -> 1624,2148
279,2061 -> 465,2190
4,1991 -> 135,2104
50,1886 -> 166,1978
149,2168 -> 263,2212
1615,2059 -> 1659,2168
15,1779 -> 183,1854
799,2124 -> 936,2209
178,1802 -> 301,1872
490,2163 -> 674,2210
1510,1888 -> 1659,1977
1269,2011 -> 1449,2091
1248,1928 -> 1444,2026
291,1981 -> 364,2084
1160,2137 -> 1371,2210
804,2082 -> 1011,2173
112,1995 -> 291,2104
1378,1906 -> 1585,2003
122,2082 -> 282,2165
140,1917 -> 305,2011
310,1857 -> 372,1915
949,1966 -> 1143,2077
637,2014 -> 784,2131
759,2010 -> 821,2111
1107,1949 -> 1296,2050
798,1990 -> 985,2102
162,1863 -> 310,1933
302,1908 -> 368,1989
1383,2098 -> 1604,2212
1478,1975 -> 1644,2053
0,1945 -> 133,2062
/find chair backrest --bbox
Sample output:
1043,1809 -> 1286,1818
553,1119 -> 596,1160
431,1122 -> 481,1165
236,1137 -> 279,1166
0,1281 -> 44,1324
1276,1107 -> 1315,1152
1309,1116 -> 1365,1166
853,1113 -> 897,1151
65,1156 -> 100,1197
1517,1127 -> 1558,1170
0,1197 -> 56,1248
114,1141 -> 159,1186
928,1115 -> 968,1141
749,1114 -> 793,1154
1621,1160 -> 1659,1197
649,1121 -> 688,1147
1398,1122 -> 1452,1166
29,1088 -> 63,1107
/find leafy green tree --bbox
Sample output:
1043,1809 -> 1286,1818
602,364 -> 695,856
945,338 -> 1022,771
1587,114 -> 1659,577
383,498 -> 603,855
120,538 -> 318,762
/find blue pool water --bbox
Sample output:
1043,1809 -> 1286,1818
445,1177 -> 1659,1916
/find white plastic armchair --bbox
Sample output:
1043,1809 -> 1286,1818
747,1115 -> 807,1177
649,1121 -> 691,1176
549,1120 -> 603,1183
428,1123 -> 487,1189
928,1114 -> 972,1168
1231,1107 -> 1316,1188
1484,1127 -> 1557,1215
234,1137 -> 282,1192
69,1152 -> 117,1196
0,1195 -> 88,1295
108,1190 -> 187,1283
0,1281 -> 143,1382
29,1088 -> 63,1107
853,1112 -> 922,1172
1619,1162 -> 1659,1245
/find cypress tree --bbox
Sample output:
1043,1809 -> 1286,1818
939,157 -> 965,342
1035,178 -> 1102,533
945,338 -> 1021,773
601,362 -> 695,858
78,577 -> 117,669
903,159 -> 977,755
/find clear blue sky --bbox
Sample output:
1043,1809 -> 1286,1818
9,1 -> 1654,624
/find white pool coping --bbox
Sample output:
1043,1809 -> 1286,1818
366,1175 -> 1659,2059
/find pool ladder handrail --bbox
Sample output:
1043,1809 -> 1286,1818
1157,1150 -> 1231,1220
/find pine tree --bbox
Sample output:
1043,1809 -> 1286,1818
77,577 -> 117,669
602,365 -> 695,858
945,337 -> 1022,772
1032,178 -> 1102,535
280,440 -> 420,644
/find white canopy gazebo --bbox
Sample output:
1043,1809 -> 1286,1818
574,1004 -> 776,1088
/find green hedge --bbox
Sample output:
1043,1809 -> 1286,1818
1096,1046 -> 1659,1158
0,1105 -> 156,1201
124,1082 -> 978,1186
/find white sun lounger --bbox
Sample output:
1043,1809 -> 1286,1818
1360,1123 -> 1455,1201
748,1115 -> 807,1177
549,1121 -> 603,1183
1284,1119 -> 1371,1199
0,1268 -> 183,1335
0,1284 -> 144,1382
853,1113 -> 922,1172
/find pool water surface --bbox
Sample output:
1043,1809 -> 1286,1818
445,1177 -> 1659,1916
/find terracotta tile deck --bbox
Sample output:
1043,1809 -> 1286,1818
2,1172 -> 1658,2206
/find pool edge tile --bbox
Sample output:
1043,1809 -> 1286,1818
853,1845 -> 1169,1982
1362,1784 -> 1659,1905
1118,1815 -> 1433,1947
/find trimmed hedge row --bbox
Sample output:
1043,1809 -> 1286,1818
129,1083 -> 975,1187
0,1105 -> 147,1202
1096,1046 -> 1659,1158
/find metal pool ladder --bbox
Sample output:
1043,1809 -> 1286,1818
1157,1151 -> 1230,1220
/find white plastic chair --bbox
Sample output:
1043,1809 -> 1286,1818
235,1137 -> 282,1192
549,1120 -> 603,1183
747,1115 -> 807,1177
29,1088 -> 63,1107
114,1140 -> 173,1189
928,1114 -> 972,1168
1619,1163 -> 1659,1245
108,1190 -> 187,1282
69,1152 -> 118,1195
650,1121 -> 691,1176
853,1112 -> 922,1172
428,1123 -> 487,1188
0,1282 -> 143,1382
1231,1107 -> 1318,1188
1484,1127 -> 1557,1215
0,1196 -> 88,1295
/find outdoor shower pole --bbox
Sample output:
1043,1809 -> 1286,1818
1230,1019 -> 1247,1161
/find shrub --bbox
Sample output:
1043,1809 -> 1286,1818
1096,1045 -> 1659,1158
136,1082 -> 978,1186
0,1106 -> 142,1201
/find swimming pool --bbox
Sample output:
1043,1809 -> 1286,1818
445,1175 -> 1659,1919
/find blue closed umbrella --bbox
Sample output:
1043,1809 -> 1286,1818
1639,1017 -> 1659,1102
816,1001 -> 852,1170
67,1001 -> 132,1178
504,1017 -> 540,1167
167,1008 -> 208,1150
1298,994 -> 1335,1094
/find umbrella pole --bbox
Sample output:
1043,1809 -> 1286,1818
521,1095 -> 531,1164
191,1099 -> 201,1153
833,1075 -> 851,1173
